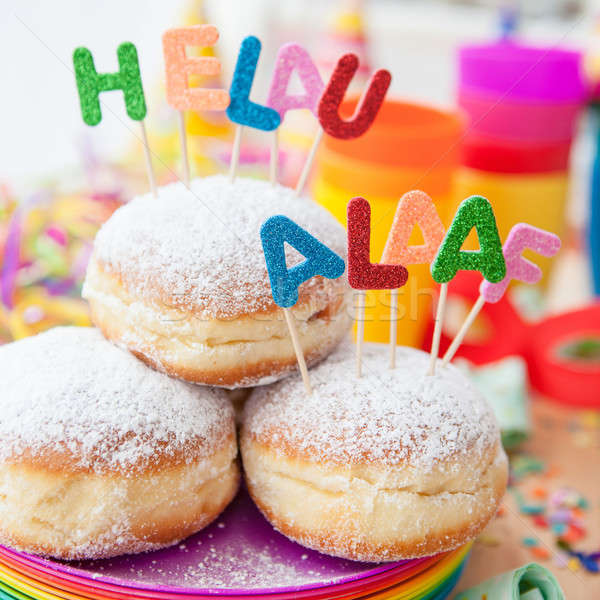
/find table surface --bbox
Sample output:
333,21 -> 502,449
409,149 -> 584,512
456,398 -> 600,598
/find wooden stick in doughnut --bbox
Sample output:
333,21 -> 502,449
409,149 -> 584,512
295,53 -> 391,197
347,197 -> 408,377
73,42 -> 157,197
266,43 -> 324,187
260,215 -> 345,394
430,195 -> 506,375
162,25 -> 230,186
442,223 -> 561,366
227,36 -> 281,183
381,191 -> 445,368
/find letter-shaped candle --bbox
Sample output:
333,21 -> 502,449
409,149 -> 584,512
261,215 -> 345,308
480,223 -> 561,303
162,24 -> 229,111
382,190 -> 446,266
347,197 -> 408,290
266,43 -> 324,120
431,196 -> 506,284
227,36 -> 281,131
318,53 -> 391,139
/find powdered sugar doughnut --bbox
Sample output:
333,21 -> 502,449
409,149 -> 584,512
0,327 -> 239,560
241,343 -> 507,562
83,176 -> 351,388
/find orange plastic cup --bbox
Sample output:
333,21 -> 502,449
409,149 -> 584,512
312,99 -> 463,348
324,99 -> 463,169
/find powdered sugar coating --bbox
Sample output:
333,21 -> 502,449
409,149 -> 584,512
244,343 -> 499,471
88,176 -> 347,318
0,327 -> 234,474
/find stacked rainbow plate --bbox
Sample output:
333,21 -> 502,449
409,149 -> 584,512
0,491 -> 469,600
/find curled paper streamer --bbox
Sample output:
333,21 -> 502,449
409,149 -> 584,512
266,43 -> 324,120
318,54 -> 391,139
162,24 -> 230,111
382,190 -> 445,265
347,197 -> 408,290
73,42 -> 147,126
431,195 -> 505,284
454,562 -> 565,600
458,356 -> 530,449
260,215 -> 345,308
480,223 -> 561,303
227,36 -> 281,131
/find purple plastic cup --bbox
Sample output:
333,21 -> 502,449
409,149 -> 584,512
458,41 -> 586,104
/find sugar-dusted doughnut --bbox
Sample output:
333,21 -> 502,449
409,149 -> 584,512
0,327 -> 239,560
241,343 -> 508,562
83,175 -> 351,388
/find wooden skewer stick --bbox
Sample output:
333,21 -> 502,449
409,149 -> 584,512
139,120 -> 157,197
270,129 -> 278,185
283,307 -> 312,395
356,290 -> 366,378
389,288 -> 398,368
295,127 -> 323,197
177,111 -> 190,186
428,283 -> 448,376
441,294 -> 486,367
229,125 -> 243,183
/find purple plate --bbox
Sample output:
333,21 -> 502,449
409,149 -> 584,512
3,489 -> 417,596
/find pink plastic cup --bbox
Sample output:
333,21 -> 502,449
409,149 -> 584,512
458,87 -> 583,143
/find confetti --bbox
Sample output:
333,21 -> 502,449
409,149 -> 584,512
534,516 -> 549,528
567,557 -> 580,572
162,25 -> 229,111
522,537 -> 539,547
381,190 -> 445,265
347,197 -> 408,290
480,223 -> 561,303
266,43 -> 324,120
318,54 -> 391,139
531,546 -> 551,560
260,215 -> 345,308
227,36 -> 281,131
431,196 -> 506,284
73,42 -> 147,126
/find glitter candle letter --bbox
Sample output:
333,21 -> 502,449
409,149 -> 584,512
73,42 -> 147,126
266,43 -> 324,120
347,197 -> 408,290
261,215 -> 345,308
162,24 -> 230,111
318,54 -> 391,140
227,36 -> 281,131
480,223 -> 561,303
382,190 -> 445,266
431,196 -> 506,284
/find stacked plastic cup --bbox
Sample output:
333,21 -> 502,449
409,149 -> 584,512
312,99 -> 463,347
455,41 -> 586,281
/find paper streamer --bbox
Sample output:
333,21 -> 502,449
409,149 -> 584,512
260,215 -> 345,308
459,356 -> 530,449
318,53 -> 391,139
266,43 -> 324,120
481,223 -> 561,303
382,190 -> 445,265
162,24 -> 230,111
227,36 -> 281,131
347,197 -> 408,289
73,42 -> 147,126
431,195 -> 506,284
454,562 -> 565,600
